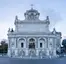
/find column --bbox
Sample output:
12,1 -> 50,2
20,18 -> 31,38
26,37 -> 28,56
25,48 -> 28,56
36,37 -> 38,56
16,38 -> 17,48
53,49 -> 57,57
46,37 -> 48,48
46,37 -> 49,56
15,48 -> 18,57
8,48 -> 11,57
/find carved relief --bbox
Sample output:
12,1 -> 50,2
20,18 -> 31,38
29,50 -> 36,57
10,38 -> 15,47
49,38 -> 53,50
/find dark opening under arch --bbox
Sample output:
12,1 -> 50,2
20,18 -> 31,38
29,38 -> 35,49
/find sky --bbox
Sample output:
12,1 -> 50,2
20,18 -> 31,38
0,0 -> 66,40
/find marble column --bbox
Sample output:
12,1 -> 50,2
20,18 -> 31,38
15,48 -> 18,57
8,48 -> 11,57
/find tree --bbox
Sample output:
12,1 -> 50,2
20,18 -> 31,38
0,40 -> 8,55
62,39 -> 66,48
62,39 -> 66,54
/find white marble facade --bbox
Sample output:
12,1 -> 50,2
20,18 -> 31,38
7,7 -> 61,58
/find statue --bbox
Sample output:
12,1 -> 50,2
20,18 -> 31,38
30,4 -> 34,9
53,28 -> 56,34
11,28 -> 14,32
15,15 -> 18,22
8,28 -> 10,32
46,16 -> 49,21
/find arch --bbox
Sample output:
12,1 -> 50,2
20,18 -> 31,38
18,38 -> 26,48
29,38 -> 35,41
18,38 -> 25,41
39,38 -> 45,41
38,38 -> 46,48
39,38 -> 46,42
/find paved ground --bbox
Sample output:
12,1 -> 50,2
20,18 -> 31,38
0,57 -> 10,64
0,57 -> 66,64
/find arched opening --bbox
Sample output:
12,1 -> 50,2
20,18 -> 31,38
18,38 -> 25,48
21,43 -> 24,48
29,38 -> 35,49
39,38 -> 45,48
40,43 -> 42,48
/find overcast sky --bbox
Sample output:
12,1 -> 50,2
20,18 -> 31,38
0,0 -> 66,40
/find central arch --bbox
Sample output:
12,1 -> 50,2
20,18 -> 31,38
29,38 -> 35,49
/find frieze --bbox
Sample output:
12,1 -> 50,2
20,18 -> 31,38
14,20 -> 49,24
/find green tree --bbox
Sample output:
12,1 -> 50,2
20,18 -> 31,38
62,39 -> 66,48
0,40 -> 8,55
62,39 -> 66,53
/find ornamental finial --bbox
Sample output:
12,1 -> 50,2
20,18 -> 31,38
15,15 -> 18,20
8,28 -> 10,32
53,28 -> 56,31
31,4 -> 34,9
46,16 -> 49,21
53,28 -> 56,34
15,15 -> 18,22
